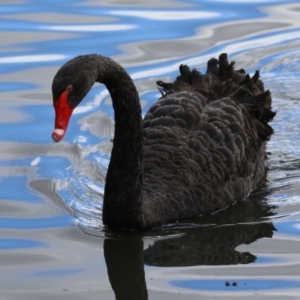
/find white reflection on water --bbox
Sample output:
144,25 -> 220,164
73,90 -> 110,114
30,157 -> 41,167
111,10 -> 219,20
210,0 -> 283,2
0,54 -> 66,63
130,28 -> 300,80
43,24 -> 136,32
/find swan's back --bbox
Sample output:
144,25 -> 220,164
141,53 -> 275,226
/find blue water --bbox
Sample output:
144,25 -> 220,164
171,279 -> 300,291
1,0 -> 300,299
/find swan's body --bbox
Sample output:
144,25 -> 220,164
52,53 -> 275,230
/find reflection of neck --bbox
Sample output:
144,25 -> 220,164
104,238 -> 148,300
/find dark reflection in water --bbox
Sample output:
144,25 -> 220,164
104,238 -> 148,300
103,189 -> 276,299
144,223 -> 275,267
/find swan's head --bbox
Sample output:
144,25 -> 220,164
51,56 -> 96,142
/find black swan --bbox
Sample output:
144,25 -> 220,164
51,53 -> 275,230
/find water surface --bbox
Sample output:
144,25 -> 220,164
1,0 -> 300,299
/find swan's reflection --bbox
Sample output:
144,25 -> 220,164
103,192 -> 276,300
143,222 -> 275,266
104,238 -> 148,300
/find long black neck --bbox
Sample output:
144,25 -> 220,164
93,55 -> 144,229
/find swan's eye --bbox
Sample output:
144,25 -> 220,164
66,85 -> 73,92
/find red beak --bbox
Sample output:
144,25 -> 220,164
52,91 -> 74,142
